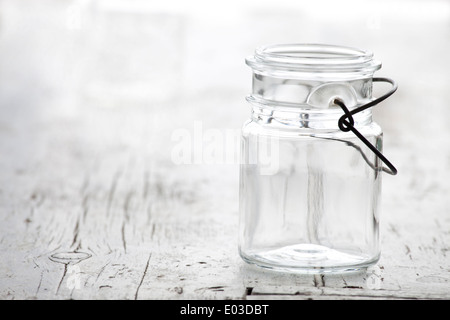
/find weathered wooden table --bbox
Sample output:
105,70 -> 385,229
0,0 -> 449,300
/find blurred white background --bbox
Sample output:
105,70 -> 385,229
0,0 -> 449,182
1,0 -> 449,121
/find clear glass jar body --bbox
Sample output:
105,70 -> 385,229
239,44 -> 384,273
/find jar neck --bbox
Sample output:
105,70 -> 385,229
245,44 -> 382,125
251,74 -> 374,107
248,96 -> 373,130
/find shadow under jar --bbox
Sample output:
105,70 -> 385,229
239,44 -> 388,274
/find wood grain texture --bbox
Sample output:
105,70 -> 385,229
0,0 -> 449,300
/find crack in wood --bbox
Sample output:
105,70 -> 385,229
405,244 -> 412,260
313,274 -> 325,287
121,191 -> 134,254
134,253 -> 151,300
208,286 -> 225,291
106,170 -> 122,217
55,264 -> 68,295
150,223 -> 156,240
99,285 -> 112,289
96,263 -> 109,281
82,193 -> 89,221
341,276 -> 348,287
35,271 -> 44,296
121,222 -> 127,254
71,219 -> 80,249
249,291 -> 312,296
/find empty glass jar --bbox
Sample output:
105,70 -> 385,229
239,44 -> 390,273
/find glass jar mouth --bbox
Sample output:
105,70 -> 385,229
246,43 -> 381,74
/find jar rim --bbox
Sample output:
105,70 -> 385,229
246,43 -> 382,74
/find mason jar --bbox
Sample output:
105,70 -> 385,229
239,44 -> 394,273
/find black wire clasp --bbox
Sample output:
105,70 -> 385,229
333,77 -> 398,175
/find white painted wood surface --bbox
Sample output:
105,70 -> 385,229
0,0 -> 449,300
